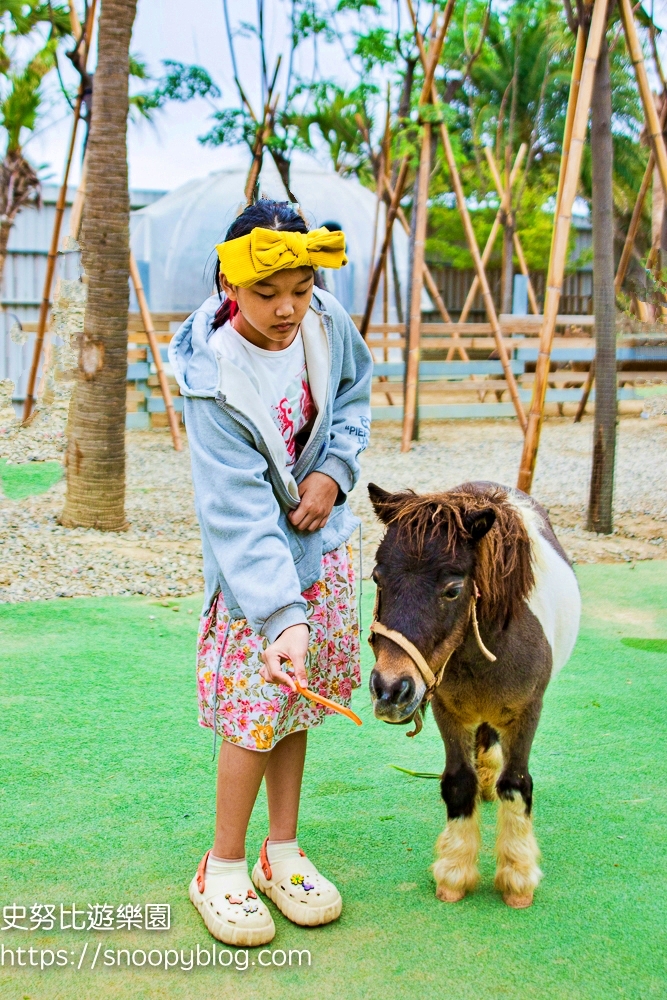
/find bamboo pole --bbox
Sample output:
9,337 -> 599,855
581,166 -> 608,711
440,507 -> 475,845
573,359 -> 595,422
551,26 -> 586,257
129,254 -> 182,451
402,123 -> 432,451
619,0 -> 667,201
241,57 -> 281,205
382,171 -> 465,354
68,0 -> 82,39
367,101 -> 391,298
615,100 -> 667,294
437,113 -> 527,431
403,0 -> 526,429
458,144 -> 526,323
512,234 -> 540,313
484,146 -> 539,314
22,0 -> 97,423
615,153 -> 653,294
517,2 -> 606,493
359,157 -> 410,338
399,0 -> 456,447
361,0 -> 453,343
68,149 -> 88,240
367,171 -> 383,297
383,174 -> 452,320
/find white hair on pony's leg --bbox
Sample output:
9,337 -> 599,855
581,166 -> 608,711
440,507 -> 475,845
432,810 -> 481,903
494,793 -> 543,908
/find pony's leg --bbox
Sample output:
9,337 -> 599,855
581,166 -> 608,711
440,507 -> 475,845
475,723 -> 503,801
431,702 -> 480,903
495,703 -> 543,909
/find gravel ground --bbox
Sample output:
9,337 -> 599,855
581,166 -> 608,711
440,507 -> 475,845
349,416 -> 667,575
1,411 -> 665,603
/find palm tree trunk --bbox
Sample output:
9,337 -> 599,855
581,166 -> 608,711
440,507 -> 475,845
587,33 -> 616,534
61,0 -> 137,530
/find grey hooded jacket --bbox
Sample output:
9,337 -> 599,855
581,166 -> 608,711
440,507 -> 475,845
169,287 -> 373,644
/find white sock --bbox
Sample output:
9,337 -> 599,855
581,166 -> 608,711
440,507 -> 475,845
206,854 -> 249,879
266,838 -> 301,864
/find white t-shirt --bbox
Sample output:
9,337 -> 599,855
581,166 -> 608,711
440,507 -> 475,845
209,320 -> 316,469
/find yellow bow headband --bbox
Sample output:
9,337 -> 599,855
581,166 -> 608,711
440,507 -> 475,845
216,226 -> 348,288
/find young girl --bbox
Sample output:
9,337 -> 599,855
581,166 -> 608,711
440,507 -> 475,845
169,200 -> 372,947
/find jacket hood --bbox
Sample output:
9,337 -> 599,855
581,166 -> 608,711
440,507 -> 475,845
168,294 -> 222,398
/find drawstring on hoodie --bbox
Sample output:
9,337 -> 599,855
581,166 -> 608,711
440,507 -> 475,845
358,523 -> 363,635
211,616 -> 232,760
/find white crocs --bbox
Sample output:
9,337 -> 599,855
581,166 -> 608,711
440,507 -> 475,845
189,850 -> 276,946
251,836 -> 342,927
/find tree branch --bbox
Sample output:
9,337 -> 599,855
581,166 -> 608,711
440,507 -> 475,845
563,0 -> 578,35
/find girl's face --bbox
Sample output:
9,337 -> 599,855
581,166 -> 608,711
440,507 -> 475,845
221,266 -> 314,351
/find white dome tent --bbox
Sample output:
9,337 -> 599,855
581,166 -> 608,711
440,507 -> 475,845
130,151 -> 415,321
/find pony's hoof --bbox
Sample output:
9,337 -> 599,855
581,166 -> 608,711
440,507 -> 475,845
436,886 -> 465,903
503,892 -> 533,909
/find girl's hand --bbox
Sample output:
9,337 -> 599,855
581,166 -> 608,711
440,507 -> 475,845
260,624 -> 310,691
288,472 -> 339,532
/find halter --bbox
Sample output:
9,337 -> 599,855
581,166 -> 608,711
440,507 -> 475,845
368,582 -> 496,737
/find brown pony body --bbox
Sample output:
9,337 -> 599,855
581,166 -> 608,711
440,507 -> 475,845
368,480 -> 580,909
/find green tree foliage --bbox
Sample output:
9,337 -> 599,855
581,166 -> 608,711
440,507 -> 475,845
403,0 -> 646,273
147,0 -> 651,278
0,2 -> 71,285
133,60 -> 220,121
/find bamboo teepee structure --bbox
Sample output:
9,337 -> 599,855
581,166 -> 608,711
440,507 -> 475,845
22,0 -> 97,425
517,0 -> 667,491
22,1 -> 183,450
360,0 -> 530,450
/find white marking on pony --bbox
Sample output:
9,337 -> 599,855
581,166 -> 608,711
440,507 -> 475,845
476,740 -> 503,801
504,493 -> 581,678
494,794 -> 543,904
432,810 -> 481,901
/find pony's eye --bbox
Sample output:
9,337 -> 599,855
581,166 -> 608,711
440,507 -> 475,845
372,567 -> 382,586
443,581 -> 463,601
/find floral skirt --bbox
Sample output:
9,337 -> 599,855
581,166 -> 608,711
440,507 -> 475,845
196,542 -> 361,751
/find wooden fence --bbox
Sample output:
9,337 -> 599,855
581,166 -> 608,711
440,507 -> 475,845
25,308 -> 667,429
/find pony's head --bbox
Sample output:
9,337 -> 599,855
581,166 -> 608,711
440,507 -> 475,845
367,482 -> 534,725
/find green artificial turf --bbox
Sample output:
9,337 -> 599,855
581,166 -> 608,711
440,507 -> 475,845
0,563 -> 666,1000
0,459 -> 63,500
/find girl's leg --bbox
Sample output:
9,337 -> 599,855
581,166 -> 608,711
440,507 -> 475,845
212,741 -> 269,859
252,730 -> 342,928
264,730 -> 307,840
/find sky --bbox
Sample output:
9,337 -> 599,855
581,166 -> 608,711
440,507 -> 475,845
25,0 -> 360,195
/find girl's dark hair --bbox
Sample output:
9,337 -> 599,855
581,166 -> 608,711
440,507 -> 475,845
212,199 -> 311,330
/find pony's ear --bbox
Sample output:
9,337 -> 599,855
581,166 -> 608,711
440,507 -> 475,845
464,507 -> 496,542
368,483 -> 409,524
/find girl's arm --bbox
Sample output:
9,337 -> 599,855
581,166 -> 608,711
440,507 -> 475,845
185,396 -> 309,643
313,296 -> 373,500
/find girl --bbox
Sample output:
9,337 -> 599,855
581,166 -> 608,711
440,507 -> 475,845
169,199 -> 373,947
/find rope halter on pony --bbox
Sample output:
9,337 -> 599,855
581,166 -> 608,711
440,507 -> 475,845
368,582 -> 496,737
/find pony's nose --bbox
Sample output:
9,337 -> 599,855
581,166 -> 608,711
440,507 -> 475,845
370,669 -> 416,709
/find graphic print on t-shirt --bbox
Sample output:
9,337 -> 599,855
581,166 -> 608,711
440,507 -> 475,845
273,364 -> 316,466
207,321 -> 316,470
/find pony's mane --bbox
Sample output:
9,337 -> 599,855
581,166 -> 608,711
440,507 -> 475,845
384,483 -> 535,626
